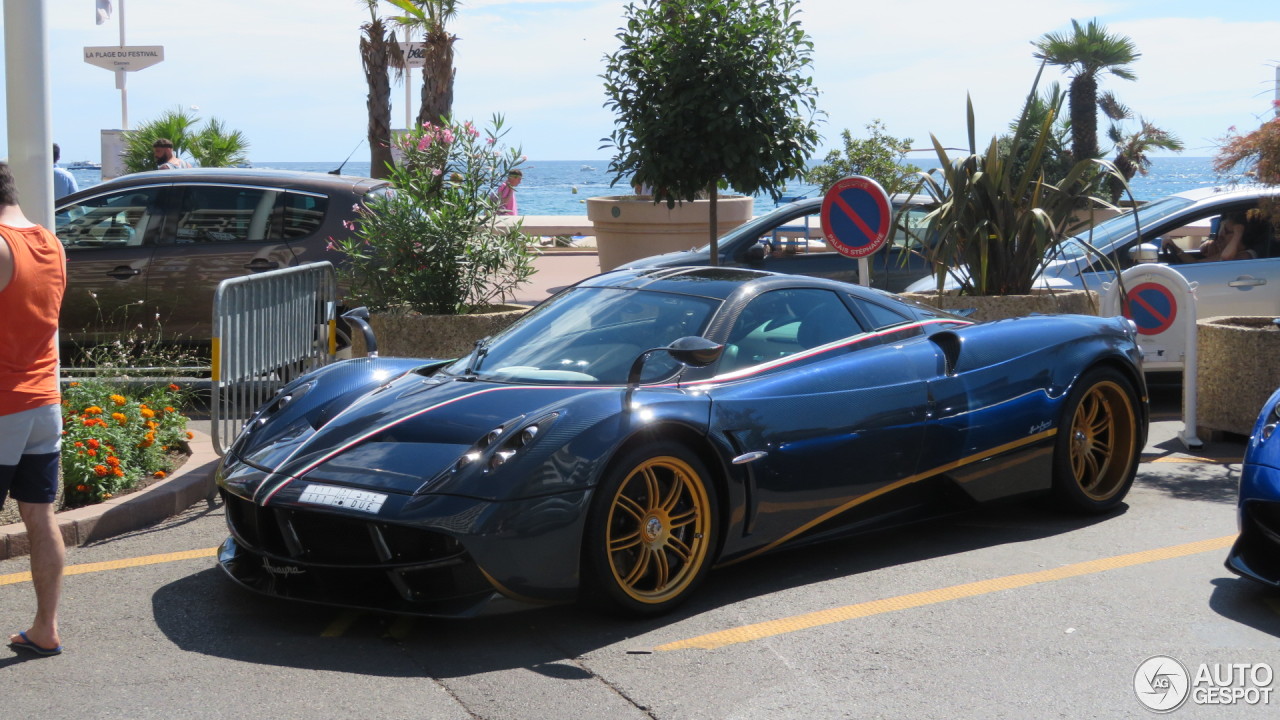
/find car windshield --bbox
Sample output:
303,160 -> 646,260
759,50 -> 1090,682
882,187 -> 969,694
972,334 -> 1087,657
1056,194 -> 1197,259
687,202 -> 816,253
444,287 -> 722,385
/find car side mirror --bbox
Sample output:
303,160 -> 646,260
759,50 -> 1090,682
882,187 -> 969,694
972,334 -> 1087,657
624,336 -> 725,407
744,244 -> 766,263
342,306 -> 378,357
1130,242 -> 1159,264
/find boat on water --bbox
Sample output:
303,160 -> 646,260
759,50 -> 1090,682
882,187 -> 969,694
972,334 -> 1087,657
67,160 -> 101,170
580,164 -> 596,171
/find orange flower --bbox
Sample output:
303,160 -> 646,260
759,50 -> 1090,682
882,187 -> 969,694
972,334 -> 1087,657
163,406 -> 175,413
87,438 -> 100,449
87,449 -> 97,457
110,394 -> 127,406
145,420 -> 158,430
106,456 -> 120,467
112,468 -> 124,477
84,406 -> 103,415
112,412 -> 128,425
153,471 -> 167,479
75,484 -> 89,492
168,383 -> 180,392
185,431 -> 194,439
140,408 -> 156,419
93,465 -> 108,476
74,441 -> 84,448
69,382 -> 80,387
102,492 -> 113,499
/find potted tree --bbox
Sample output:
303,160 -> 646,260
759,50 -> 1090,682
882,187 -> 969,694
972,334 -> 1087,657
333,115 -> 536,358
594,0 -> 821,271
903,69 -> 1129,321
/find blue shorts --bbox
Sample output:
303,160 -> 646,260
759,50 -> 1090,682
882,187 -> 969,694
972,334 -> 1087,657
0,404 -> 63,506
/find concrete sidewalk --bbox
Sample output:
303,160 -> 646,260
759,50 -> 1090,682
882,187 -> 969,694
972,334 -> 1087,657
510,247 -> 605,305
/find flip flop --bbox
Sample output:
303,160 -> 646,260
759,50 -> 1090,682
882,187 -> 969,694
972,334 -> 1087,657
9,631 -> 62,657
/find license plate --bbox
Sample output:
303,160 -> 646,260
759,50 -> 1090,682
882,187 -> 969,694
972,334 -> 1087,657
298,484 -> 387,514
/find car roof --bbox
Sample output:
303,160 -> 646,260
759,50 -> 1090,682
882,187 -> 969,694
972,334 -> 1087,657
577,265 -> 879,301
68,168 -> 390,198
1171,184 -> 1280,204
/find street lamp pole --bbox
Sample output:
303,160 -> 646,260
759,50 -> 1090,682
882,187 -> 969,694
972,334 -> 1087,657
117,0 -> 128,129
3,0 -> 55,228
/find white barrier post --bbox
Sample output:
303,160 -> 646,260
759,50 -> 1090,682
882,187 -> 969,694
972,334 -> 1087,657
1101,264 -> 1201,449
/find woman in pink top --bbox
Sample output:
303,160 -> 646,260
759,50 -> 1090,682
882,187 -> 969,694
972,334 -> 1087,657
496,169 -> 522,215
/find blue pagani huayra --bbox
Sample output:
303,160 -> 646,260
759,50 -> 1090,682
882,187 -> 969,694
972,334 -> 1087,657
1226,386 -> 1280,588
215,267 -> 1149,617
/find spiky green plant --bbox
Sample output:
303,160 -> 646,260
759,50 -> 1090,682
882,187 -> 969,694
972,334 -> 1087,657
915,68 -> 1129,296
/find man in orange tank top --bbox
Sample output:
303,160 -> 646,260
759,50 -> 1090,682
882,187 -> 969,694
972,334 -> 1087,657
0,162 -> 67,657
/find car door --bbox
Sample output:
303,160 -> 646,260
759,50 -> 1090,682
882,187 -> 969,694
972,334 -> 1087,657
145,183 -> 299,341
708,288 -> 929,544
1077,204 -> 1280,318
55,184 -> 168,345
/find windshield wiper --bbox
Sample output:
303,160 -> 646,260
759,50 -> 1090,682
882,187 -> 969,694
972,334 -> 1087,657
460,336 -> 492,379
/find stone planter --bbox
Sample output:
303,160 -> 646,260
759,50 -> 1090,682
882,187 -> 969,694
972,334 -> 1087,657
1196,316 -> 1280,436
587,195 -> 754,272
349,304 -> 529,360
898,289 -> 1099,323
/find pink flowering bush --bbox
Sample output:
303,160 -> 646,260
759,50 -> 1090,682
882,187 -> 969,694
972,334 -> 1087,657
332,115 -> 535,315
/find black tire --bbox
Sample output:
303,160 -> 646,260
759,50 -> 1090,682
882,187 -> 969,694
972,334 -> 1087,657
1051,367 -> 1142,513
582,441 -> 718,616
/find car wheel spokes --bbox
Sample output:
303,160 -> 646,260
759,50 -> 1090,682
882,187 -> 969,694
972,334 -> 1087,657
1069,381 -> 1136,500
606,456 -> 711,604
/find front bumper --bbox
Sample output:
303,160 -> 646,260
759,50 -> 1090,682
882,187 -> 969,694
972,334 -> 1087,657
217,483 -> 592,617
1225,463 -> 1280,588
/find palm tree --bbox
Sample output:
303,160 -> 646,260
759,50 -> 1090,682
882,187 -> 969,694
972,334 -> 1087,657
1033,19 -> 1139,163
360,0 -> 395,179
386,0 -> 458,128
120,107 -> 249,174
1106,117 -> 1184,202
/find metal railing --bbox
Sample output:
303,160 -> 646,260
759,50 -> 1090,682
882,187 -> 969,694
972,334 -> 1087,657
211,262 -> 339,454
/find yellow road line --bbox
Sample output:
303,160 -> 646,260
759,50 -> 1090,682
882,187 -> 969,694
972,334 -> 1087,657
0,547 -> 217,586
657,535 -> 1236,652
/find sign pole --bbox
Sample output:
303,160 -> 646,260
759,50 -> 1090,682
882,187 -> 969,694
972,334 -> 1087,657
404,28 -> 412,129
117,0 -> 128,129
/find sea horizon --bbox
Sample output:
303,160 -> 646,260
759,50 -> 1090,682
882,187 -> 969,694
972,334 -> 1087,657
67,156 -> 1239,216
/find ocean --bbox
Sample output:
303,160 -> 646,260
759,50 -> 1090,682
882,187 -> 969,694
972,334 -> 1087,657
65,156 -> 1232,216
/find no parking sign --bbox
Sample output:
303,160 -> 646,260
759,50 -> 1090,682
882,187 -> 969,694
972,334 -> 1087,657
1125,282 -> 1178,336
820,176 -> 892,259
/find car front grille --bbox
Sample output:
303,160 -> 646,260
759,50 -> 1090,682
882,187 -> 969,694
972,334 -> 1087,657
221,489 -> 491,606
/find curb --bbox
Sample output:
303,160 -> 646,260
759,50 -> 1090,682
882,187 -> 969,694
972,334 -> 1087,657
0,429 -> 220,560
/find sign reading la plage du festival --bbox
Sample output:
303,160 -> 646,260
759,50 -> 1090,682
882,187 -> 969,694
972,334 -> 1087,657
83,46 -> 164,72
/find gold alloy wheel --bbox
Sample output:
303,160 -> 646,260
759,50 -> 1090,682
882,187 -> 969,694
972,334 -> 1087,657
1068,380 -> 1137,501
605,456 -> 712,605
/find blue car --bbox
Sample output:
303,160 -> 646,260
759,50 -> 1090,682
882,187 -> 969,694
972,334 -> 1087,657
1226,386 -> 1280,587
215,267 -> 1148,617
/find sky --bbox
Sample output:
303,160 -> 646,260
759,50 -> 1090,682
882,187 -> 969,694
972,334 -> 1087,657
1,0 -> 1277,164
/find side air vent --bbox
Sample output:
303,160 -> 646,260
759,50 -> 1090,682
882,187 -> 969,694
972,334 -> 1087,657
929,330 -> 962,376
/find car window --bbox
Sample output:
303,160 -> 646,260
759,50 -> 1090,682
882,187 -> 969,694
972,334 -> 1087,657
721,288 -> 860,372
890,206 -> 932,252
282,192 -> 329,239
173,185 -> 281,244
448,287 -> 720,385
55,188 -> 161,250
850,296 -> 913,330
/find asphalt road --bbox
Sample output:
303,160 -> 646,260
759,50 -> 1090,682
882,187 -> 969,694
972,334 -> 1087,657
2,383 -> 1277,719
